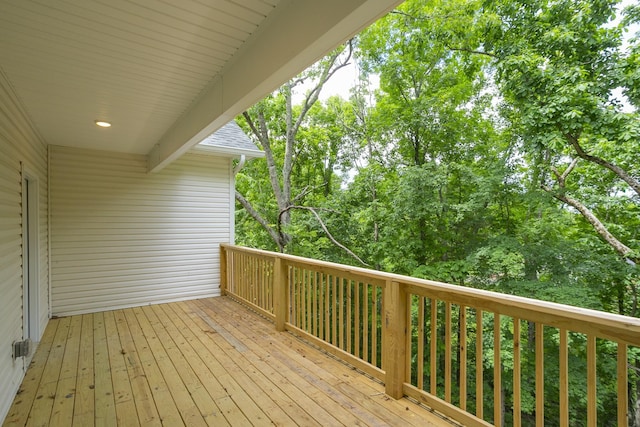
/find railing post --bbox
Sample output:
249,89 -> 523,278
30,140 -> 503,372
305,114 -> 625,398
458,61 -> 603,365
383,280 -> 407,399
220,244 -> 228,295
273,256 -> 288,332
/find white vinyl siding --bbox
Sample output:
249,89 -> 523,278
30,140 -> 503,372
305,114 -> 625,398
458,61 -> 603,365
50,146 -> 230,316
0,70 -> 49,423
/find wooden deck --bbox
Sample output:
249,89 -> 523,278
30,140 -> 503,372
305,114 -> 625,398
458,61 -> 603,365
3,297 -> 452,426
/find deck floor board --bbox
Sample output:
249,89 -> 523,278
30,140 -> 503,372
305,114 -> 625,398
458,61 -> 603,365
3,297 -> 452,426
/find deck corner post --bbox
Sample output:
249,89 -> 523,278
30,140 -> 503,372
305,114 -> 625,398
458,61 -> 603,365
273,256 -> 288,332
383,280 -> 408,399
220,244 -> 229,295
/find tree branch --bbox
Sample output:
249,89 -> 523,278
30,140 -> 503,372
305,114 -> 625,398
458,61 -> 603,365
280,205 -> 369,266
563,132 -> 640,197
293,42 -> 354,138
550,158 -> 579,185
541,177 -> 638,264
546,188 -> 635,260
291,184 -> 327,204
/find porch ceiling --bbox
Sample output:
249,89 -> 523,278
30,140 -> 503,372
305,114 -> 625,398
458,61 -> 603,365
0,0 -> 401,171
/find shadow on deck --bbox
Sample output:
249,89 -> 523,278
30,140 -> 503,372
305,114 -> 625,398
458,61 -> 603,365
3,297 -> 453,426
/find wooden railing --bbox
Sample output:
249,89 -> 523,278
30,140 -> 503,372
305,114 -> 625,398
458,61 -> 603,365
220,244 -> 640,427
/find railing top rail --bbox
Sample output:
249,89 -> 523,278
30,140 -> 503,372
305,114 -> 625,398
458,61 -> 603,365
221,244 -> 640,345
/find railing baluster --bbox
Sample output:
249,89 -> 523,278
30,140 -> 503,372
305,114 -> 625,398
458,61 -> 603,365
252,255 -> 256,302
355,281 -> 361,358
363,283 -> 369,364
494,314 -> 501,427
445,302 -> 452,403
301,268 -> 306,330
313,271 -> 318,337
236,252 -> 241,297
252,256 -> 257,304
618,343 -> 628,427
234,252 -> 239,296
587,335 -> 596,427
256,258 -> 261,306
536,323 -> 544,427
347,279 -> 353,354
460,305 -> 467,411
300,268 -> 304,328
372,286 -> 378,367
318,272 -> 324,340
430,298 -> 438,396
306,269 -> 312,333
476,309 -> 483,420
560,329 -> 568,427
406,293 -> 412,382
297,267 -> 302,329
417,296 -> 425,390
269,260 -> 274,312
262,259 -> 265,308
243,253 -> 248,301
244,253 -> 248,297
513,318 -> 521,427
331,276 -> 342,347
339,277 -> 344,350
324,273 -> 330,342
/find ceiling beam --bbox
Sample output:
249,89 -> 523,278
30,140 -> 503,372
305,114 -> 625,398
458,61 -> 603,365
147,0 -> 401,172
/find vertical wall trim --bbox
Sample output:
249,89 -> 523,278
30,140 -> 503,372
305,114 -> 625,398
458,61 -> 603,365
47,145 -> 52,319
229,158 -> 236,245
20,163 -> 40,342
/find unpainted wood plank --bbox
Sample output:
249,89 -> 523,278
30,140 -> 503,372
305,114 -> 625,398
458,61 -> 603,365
156,302 -> 258,426
26,316 -> 71,426
3,318 -> 58,426
173,301 -> 317,426
208,297 -> 449,427
195,299 -> 370,426
49,314 -> 82,426
170,301 -> 286,426
7,298 -> 452,427
144,304 -> 230,426
136,305 -> 210,427
124,308 -> 184,427
149,304 -> 232,427
93,311 -> 117,426
212,301 -> 368,418
113,309 -> 161,426
104,310 -> 139,427
73,314 -> 95,427
188,300 -> 335,425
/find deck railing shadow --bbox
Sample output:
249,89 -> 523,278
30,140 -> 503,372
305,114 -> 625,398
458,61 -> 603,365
221,244 -> 640,427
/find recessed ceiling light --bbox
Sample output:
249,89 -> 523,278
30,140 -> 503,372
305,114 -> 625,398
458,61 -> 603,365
95,120 -> 112,128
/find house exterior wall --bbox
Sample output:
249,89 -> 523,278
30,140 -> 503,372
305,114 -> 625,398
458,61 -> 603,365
50,146 -> 231,316
0,70 -> 50,423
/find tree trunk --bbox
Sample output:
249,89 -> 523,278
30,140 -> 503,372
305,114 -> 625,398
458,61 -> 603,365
237,45 -> 352,252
